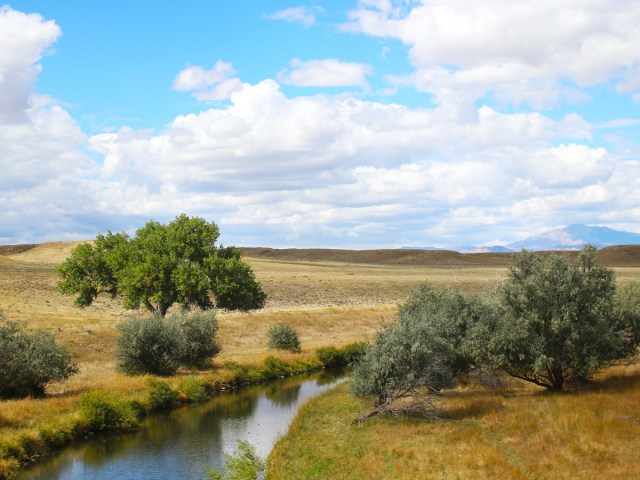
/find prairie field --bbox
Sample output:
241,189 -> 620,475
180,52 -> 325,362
268,362 -> 640,480
1,242 -> 640,479
0,241 -> 522,383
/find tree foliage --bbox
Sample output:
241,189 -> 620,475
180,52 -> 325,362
0,313 -> 77,398
469,246 -> 638,391
58,215 -> 266,316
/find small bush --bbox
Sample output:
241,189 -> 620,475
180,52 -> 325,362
0,457 -> 20,480
39,419 -> 76,450
147,379 -> 179,410
79,390 -> 140,432
614,280 -> 640,351
115,315 -> 181,376
267,322 -> 301,352
261,356 -> 290,378
177,376 -> 208,403
205,440 -> 265,480
16,431 -> 44,460
0,439 -> 25,463
0,315 -> 78,398
116,310 -> 221,376
169,310 -> 220,369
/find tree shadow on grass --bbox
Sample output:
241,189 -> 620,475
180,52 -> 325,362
583,363 -> 640,394
444,391 -> 508,420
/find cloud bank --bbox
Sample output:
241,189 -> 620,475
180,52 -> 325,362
347,0 -> 640,108
2,3 -> 640,248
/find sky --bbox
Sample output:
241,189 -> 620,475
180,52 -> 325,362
1,1 -> 640,248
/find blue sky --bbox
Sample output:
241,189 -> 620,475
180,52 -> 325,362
2,1 -> 640,248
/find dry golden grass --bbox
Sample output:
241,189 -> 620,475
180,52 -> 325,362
2,242 -> 639,391
268,362 -> 640,480
0,241 -> 511,462
0,241 -> 515,380
2,241 -> 640,479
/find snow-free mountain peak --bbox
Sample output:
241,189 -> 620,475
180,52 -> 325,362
507,224 -> 640,251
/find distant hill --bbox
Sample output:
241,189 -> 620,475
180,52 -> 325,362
241,245 -> 640,268
240,247 -> 515,267
3,224 -> 640,265
507,224 -> 640,251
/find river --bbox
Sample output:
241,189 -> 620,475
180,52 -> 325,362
18,370 -> 344,480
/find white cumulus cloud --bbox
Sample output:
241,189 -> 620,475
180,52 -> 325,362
85,76 -> 631,248
347,0 -> 640,108
0,6 -> 61,123
279,58 -> 373,88
172,61 -> 243,101
3,4 -> 640,249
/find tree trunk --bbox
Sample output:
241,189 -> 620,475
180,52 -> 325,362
549,365 -> 564,391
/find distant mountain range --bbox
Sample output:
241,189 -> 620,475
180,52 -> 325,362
404,224 -> 640,253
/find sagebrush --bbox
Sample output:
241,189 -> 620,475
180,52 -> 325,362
267,322 -> 301,352
116,310 -> 220,376
0,313 -> 77,398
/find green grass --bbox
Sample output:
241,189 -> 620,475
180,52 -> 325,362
267,362 -> 640,480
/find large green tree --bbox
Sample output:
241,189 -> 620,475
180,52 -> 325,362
58,215 -> 266,316
470,246 -> 638,391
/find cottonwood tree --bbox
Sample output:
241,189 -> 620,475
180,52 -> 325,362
469,246 -> 638,391
58,215 -> 266,316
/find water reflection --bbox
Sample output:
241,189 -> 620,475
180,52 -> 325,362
316,368 -> 345,386
264,382 -> 302,408
19,371 -> 344,480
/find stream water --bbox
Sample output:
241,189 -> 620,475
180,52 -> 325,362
18,370 -> 344,480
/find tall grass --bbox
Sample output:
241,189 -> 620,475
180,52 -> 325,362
268,361 -> 640,480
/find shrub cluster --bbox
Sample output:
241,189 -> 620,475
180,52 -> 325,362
316,342 -> 367,368
0,314 -> 77,398
351,246 -> 640,410
115,310 -> 220,376
146,379 -> 180,410
79,390 -> 141,432
266,322 -> 301,352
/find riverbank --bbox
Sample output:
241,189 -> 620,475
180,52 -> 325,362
267,361 -> 640,479
0,345 -> 360,480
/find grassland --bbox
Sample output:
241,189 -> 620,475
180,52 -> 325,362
1,242 -> 640,479
268,362 -> 640,480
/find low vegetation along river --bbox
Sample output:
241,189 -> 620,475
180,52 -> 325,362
18,370 -> 345,480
